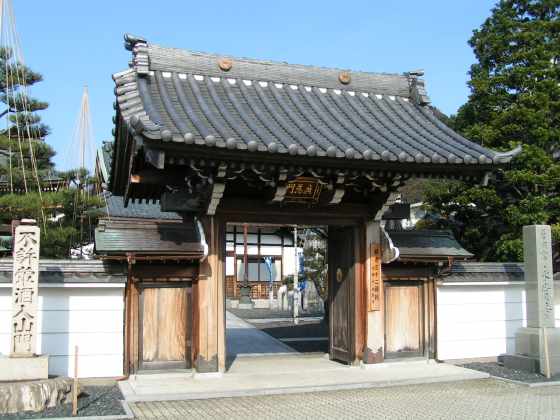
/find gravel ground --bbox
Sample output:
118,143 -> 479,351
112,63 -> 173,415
462,362 -> 560,383
0,385 -> 125,419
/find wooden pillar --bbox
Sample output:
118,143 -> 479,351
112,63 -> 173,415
195,216 -> 226,373
363,220 -> 385,363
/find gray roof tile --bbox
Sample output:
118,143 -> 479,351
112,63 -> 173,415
387,229 -> 473,259
112,35 -> 520,167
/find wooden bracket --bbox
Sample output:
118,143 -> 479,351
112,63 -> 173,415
328,173 -> 346,205
144,147 -> 165,169
206,163 -> 227,215
270,168 -> 289,203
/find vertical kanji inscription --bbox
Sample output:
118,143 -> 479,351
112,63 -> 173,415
10,221 -> 40,356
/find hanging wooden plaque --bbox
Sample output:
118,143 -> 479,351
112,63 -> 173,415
284,177 -> 322,203
368,243 -> 382,311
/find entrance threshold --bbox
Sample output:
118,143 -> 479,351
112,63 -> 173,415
119,356 -> 489,402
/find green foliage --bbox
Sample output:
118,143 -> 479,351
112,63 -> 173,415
302,229 -> 328,301
0,49 -> 101,258
0,187 -> 103,257
422,0 -> 560,261
0,47 -> 49,138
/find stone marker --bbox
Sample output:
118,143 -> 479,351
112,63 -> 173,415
11,219 -> 41,356
503,225 -> 560,376
0,219 -> 48,381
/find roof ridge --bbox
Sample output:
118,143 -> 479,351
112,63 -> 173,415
122,34 -> 417,99
150,44 -> 408,81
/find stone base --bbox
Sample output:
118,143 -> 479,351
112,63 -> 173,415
500,354 -> 540,373
0,355 -> 49,381
509,327 -> 560,376
0,377 -> 71,415
238,302 -> 255,309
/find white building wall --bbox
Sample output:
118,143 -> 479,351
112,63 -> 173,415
436,281 -> 560,360
0,284 -> 124,378
225,245 -> 299,280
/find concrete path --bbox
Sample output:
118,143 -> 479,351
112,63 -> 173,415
226,311 -> 296,357
119,356 -> 489,402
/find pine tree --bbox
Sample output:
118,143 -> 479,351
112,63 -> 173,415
0,47 -> 54,190
422,0 -> 560,261
0,50 -> 102,257
0,47 -> 49,138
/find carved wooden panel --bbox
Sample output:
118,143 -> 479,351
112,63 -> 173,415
285,177 -> 322,203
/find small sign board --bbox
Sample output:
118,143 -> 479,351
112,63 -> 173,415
285,177 -> 322,203
369,243 -> 382,311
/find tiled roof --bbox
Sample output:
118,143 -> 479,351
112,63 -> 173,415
103,193 -> 181,220
112,34 -> 520,167
443,262 -> 525,283
387,229 -> 473,259
95,218 -> 203,257
0,259 -> 126,283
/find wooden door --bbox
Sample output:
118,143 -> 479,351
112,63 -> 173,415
140,285 -> 192,370
384,281 -> 424,357
328,226 -> 355,363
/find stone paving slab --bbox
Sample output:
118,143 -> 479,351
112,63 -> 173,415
128,379 -> 560,420
119,356 -> 488,402
226,311 -> 296,357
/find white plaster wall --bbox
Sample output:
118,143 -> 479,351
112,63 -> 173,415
0,285 -> 124,378
225,245 -> 299,279
436,281 -> 560,360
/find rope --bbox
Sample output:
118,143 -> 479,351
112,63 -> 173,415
4,0 -> 45,228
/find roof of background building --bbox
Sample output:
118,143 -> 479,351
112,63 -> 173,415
0,259 -> 126,283
387,229 -> 473,259
442,262 -> 525,283
112,34 -> 519,168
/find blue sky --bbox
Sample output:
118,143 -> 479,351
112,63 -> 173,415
15,0 -> 496,170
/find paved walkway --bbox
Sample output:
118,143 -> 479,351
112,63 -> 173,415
128,379 -> 560,419
226,311 -> 296,357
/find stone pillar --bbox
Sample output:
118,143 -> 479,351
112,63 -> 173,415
505,225 -> 560,375
0,219 -> 48,381
11,220 -> 41,357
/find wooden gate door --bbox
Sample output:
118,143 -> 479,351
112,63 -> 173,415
384,281 -> 424,358
328,226 -> 355,363
139,284 -> 192,370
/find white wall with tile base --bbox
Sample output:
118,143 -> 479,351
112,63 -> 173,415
436,281 -> 560,360
0,284 -> 124,378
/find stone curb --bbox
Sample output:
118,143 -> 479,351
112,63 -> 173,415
122,372 -> 490,402
23,400 -> 134,420
490,375 -> 560,388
